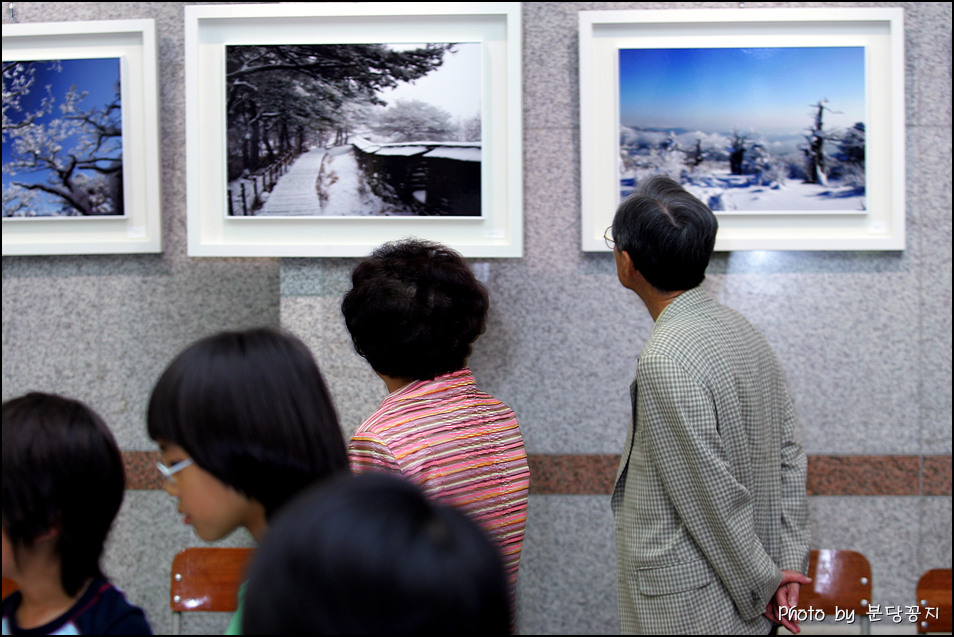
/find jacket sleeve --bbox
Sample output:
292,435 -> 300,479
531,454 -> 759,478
778,393 -> 811,574
638,351 -> 782,621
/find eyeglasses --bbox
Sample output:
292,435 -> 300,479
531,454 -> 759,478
156,458 -> 193,483
604,226 -> 615,250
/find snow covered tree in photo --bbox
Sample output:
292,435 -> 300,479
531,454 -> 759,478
727,130 -> 752,176
461,115 -> 481,143
830,122 -> 866,189
371,100 -> 456,142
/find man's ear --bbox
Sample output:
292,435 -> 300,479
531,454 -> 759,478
617,249 -> 639,285
618,248 -> 633,270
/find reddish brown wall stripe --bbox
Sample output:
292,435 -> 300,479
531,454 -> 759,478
523,454 -> 951,496
527,454 -> 620,495
923,456 -> 954,496
125,450 -> 163,490
807,455 -> 920,496
122,451 -> 952,496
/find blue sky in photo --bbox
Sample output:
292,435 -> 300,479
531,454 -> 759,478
619,47 -> 866,134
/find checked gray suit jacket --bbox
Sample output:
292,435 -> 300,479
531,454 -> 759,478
612,287 -> 810,635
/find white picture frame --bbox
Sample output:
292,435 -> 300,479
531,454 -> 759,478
185,2 -> 523,258
2,19 -> 162,255
580,8 -> 905,252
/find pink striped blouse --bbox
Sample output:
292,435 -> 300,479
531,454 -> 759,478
348,368 -> 531,593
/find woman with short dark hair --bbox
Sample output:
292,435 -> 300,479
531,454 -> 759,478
341,239 -> 530,609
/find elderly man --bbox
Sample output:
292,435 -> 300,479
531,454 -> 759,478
609,175 -> 811,634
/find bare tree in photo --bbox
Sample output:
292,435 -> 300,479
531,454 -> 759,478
801,98 -> 842,185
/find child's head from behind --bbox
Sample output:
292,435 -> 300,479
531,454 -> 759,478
243,473 -> 511,634
147,327 -> 348,539
2,392 -> 125,596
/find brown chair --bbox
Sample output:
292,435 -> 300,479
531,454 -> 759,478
796,549 -> 872,634
170,547 -> 254,634
916,568 -> 952,634
2,578 -> 18,599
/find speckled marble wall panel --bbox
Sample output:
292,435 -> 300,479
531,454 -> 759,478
103,491 -> 254,636
717,267 -> 921,454
520,126 -> 581,275
280,258 -> 357,298
281,294 -> 384,439
2,260 -> 113,408
918,497 -> 953,569
468,269 -> 644,454
913,127 -> 953,453
2,256 -> 280,448
522,2 -> 581,130
516,495 -> 619,635
909,3 -> 953,128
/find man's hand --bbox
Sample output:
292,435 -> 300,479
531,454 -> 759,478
764,570 -> 813,633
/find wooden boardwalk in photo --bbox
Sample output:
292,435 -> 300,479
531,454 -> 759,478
256,147 -> 324,216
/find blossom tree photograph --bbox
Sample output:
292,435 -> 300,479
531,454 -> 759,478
2,57 -> 124,218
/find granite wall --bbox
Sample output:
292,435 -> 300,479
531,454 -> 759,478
2,2 -> 951,635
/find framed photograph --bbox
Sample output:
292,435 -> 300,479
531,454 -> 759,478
3,20 -> 161,255
580,8 -> 905,252
185,2 -> 522,257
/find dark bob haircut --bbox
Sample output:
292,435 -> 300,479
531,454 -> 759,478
243,473 -> 511,635
147,327 -> 348,519
2,392 -> 125,597
341,239 -> 489,381
611,174 -> 718,292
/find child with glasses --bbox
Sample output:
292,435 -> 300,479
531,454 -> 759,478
147,327 -> 349,635
2,392 -> 152,635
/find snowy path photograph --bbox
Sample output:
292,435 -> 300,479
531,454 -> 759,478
224,42 -> 481,217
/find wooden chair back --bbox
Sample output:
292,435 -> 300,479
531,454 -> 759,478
798,549 -> 872,634
916,568 -> 952,633
170,547 -> 254,634
2,578 -> 18,599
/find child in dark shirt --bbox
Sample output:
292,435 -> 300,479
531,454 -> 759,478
2,392 -> 151,635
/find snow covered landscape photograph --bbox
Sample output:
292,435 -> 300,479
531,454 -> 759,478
224,42 -> 482,218
2,57 -> 124,218
618,46 -> 867,214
